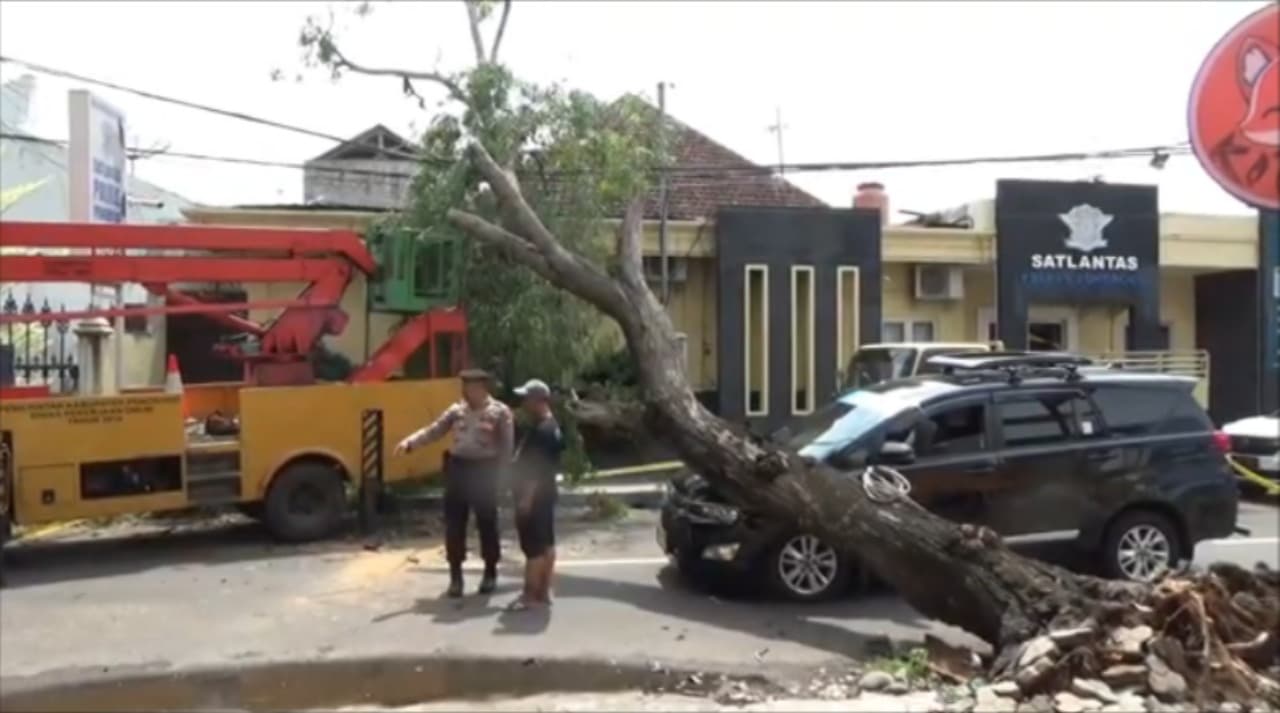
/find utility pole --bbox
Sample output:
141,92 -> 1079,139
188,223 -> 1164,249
657,81 -> 672,305
767,106 -> 787,175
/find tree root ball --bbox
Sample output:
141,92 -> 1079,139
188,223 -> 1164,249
984,563 -> 1280,708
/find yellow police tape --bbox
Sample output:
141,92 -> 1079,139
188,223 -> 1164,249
1227,454 -> 1280,497
589,460 -> 683,479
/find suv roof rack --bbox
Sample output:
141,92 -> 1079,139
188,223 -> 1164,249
927,351 -> 1096,385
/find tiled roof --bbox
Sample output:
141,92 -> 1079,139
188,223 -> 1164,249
646,112 -> 827,220
525,99 -> 826,221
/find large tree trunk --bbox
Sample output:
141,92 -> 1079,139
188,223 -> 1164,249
446,143 -> 1279,705
445,144 -> 1123,647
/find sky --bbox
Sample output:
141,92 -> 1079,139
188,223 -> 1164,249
0,0 -> 1271,217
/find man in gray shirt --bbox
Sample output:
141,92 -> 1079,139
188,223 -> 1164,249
396,369 -> 513,597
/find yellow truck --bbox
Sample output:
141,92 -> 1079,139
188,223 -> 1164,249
0,220 -> 469,577
0,380 -> 454,545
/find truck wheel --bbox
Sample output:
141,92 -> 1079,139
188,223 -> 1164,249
236,503 -> 266,522
264,462 -> 346,543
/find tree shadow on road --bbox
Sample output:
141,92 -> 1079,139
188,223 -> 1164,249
0,506 -> 641,589
541,564 -> 961,662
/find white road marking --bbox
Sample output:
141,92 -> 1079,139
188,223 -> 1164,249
1201,536 -> 1279,547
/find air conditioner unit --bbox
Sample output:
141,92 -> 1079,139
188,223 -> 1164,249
913,265 -> 965,301
643,256 -> 688,284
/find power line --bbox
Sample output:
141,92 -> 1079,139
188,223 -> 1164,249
1,55 -> 1193,180
0,54 -> 435,164
1,130 -> 1193,190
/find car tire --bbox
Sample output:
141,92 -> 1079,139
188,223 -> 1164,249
765,533 -> 850,602
1100,510 -> 1184,583
264,462 -> 347,543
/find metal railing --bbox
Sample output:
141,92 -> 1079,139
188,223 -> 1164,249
1087,350 -> 1211,407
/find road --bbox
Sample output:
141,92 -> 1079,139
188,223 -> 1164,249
1,501 -> 1276,690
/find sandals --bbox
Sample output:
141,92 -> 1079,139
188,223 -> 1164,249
505,596 -> 548,612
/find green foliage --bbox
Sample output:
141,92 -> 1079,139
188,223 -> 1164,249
870,647 -> 931,683
296,3 -> 668,476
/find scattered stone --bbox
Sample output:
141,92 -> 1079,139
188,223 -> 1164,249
1015,694 -> 1054,713
1218,702 -> 1242,713
858,671 -> 894,692
1054,691 -> 1094,713
816,682 -> 847,700
1109,625 -> 1154,657
1071,678 -> 1118,704
1050,625 -> 1096,649
925,633 -> 982,683
1145,656 -> 1187,702
1112,692 -> 1146,712
944,696 -> 976,713
975,685 -> 1018,713
1019,636 -> 1060,668
1100,664 -> 1147,689
990,680 -> 1021,698
886,680 -> 911,695
1015,657 -> 1056,692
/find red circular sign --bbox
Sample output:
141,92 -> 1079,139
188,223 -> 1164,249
1188,3 -> 1280,210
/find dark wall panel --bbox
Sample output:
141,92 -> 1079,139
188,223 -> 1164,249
1196,270 -> 1259,424
716,207 -> 881,431
995,180 -> 1162,350
1261,210 -> 1279,415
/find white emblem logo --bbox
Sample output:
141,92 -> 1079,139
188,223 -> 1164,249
1058,204 -> 1114,253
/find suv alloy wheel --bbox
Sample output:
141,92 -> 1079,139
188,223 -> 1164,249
766,534 -> 849,601
1101,510 -> 1183,582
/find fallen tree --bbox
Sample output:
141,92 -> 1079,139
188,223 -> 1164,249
299,2 -> 1278,706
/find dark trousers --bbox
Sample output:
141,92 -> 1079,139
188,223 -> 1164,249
443,454 -> 501,568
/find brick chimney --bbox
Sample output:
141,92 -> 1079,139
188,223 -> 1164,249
853,182 -> 889,226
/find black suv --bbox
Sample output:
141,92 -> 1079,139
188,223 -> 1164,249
659,353 -> 1240,602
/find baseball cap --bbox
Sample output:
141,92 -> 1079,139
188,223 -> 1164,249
458,368 -> 492,382
513,378 -> 551,398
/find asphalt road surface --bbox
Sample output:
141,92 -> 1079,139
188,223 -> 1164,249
1,501 -> 1276,689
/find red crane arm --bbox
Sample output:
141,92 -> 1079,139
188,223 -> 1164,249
0,221 -> 378,275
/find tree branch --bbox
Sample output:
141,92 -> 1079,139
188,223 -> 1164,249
464,1 -> 488,65
616,198 -> 646,291
446,206 -> 629,318
446,208 -> 553,279
488,0 -> 512,64
326,44 -> 467,104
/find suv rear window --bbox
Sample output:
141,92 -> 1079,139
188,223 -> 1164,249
1087,385 -> 1211,437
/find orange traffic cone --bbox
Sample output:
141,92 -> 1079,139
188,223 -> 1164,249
165,354 -> 190,418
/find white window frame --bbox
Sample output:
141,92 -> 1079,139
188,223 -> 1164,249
883,319 -> 936,343
790,265 -> 816,416
835,266 -> 861,377
744,264 -> 770,417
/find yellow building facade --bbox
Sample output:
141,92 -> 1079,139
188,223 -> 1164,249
167,203 -> 1259,421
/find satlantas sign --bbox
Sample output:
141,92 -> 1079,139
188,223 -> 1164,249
1029,203 -> 1140,271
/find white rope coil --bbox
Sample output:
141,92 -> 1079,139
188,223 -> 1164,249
861,465 -> 912,503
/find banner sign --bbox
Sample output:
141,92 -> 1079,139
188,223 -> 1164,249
1188,3 -> 1280,211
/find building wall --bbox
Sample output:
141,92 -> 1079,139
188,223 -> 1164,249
303,159 -> 416,210
880,264 -> 1198,354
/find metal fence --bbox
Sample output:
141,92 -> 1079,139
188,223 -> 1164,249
1088,350 -> 1211,408
0,292 -> 79,392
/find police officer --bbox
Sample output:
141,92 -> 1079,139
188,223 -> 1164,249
395,369 -> 513,598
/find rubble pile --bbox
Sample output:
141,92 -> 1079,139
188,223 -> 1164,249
950,563 -> 1280,712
